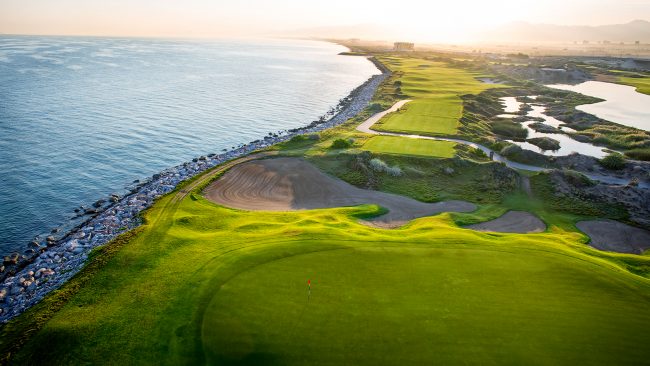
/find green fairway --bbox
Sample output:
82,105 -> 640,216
363,135 -> 456,158
618,75 -> 650,95
373,57 -> 504,136
377,98 -> 460,135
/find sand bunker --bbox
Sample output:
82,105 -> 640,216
466,211 -> 546,233
576,220 -> 650,254
204,158 -> 476,227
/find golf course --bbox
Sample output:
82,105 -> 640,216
2,53 -> 650,366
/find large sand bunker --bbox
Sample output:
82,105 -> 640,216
204,158 -> 476,227
576,220 -> 650,254
466,211 -> 546,233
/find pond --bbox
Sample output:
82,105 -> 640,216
499,98 -> 610,158
547,81 -> 650,132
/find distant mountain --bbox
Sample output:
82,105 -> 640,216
479,20 -> 650,43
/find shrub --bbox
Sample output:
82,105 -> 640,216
599,153 -> 626,170
490,120 -> 528,139
500,144 -> 523,157
470,147 -> 488,159
385,166 -> 403,177
625,148 -> 650,161
289,135 -> 307,143
528,137 -> 560,151
369,158 -> 402,176
369,158 -> 389,171
560,170 -> 595,188
331,138 -> 353,149
368,103 -> 384,112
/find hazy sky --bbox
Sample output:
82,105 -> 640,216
1,0 -> 649,42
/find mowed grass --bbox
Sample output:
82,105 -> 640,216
618,75 -> 650,95
378,98 -> 460,135
6,183 -> 650,365
362,135 -> 456,158
373,57 -> 504,136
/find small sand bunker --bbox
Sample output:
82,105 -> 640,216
577,220 -> 650,254
204,158 -> 476,227
466,211 -> 546,233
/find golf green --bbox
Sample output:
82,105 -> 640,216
203,245 -> 650,365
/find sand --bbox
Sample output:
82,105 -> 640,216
466,211 -> 546,233
576,220 -> 650,254
204,157 -> 476,228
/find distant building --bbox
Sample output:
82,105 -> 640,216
393,42 -> 415,52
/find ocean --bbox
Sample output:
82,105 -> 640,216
0,36 -> 380,256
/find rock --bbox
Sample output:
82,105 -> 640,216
3,253 -> 18,265
29,240 -> 41,248
51,228 -> 61,234
444,167 -> 455,175
93,199 -> 106,208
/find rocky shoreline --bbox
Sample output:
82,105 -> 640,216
0,60 -> 389,323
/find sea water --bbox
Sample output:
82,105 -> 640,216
0,36 -> 379,255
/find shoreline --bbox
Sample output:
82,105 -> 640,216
0,57 -> 390,322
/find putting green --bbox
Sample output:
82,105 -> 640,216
203,245 -> 650,365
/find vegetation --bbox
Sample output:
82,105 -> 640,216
369,158 -> 402,176
4,53 -> 650,366
362,136 -> 456,158
625,147 -> 650,161
528,136 -> 560,150
618,75 -> 650,95
331,138 -> 353,149
599,153 -> 626,170
371,57 -> 505,137
4,171 -> 649,365
490,119 -> 528,139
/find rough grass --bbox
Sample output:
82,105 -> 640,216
362,136 -> 456,158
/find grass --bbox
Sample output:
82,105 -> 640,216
375,97 -> 461,135
4,54 -> 650,366
372,57 -> 505,136
362,136 -> 456,158
618,75 -> 650,95
5,184 -> 650,365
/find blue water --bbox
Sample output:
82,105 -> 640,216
0,36 -> 379,256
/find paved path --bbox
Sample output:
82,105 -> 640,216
357,100 -> 645,187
